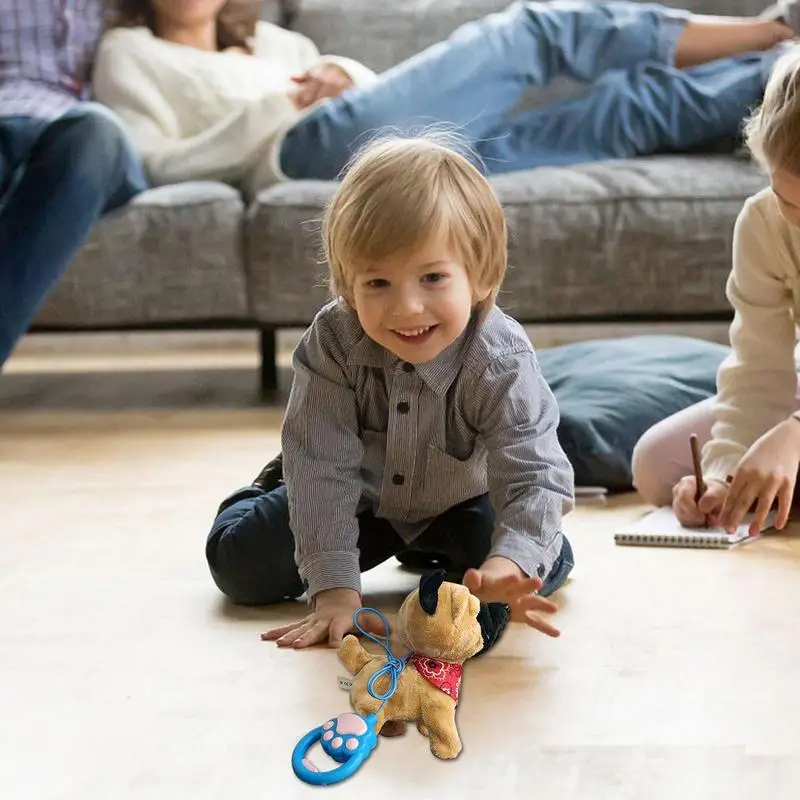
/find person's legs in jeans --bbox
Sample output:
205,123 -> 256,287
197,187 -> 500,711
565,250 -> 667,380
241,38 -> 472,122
474,48 -> 783,172
395,494 -> 497,578
0,118 -> 39,202
632,374 -> 800,506
206,488 -> 574,603
280,1 -> 693,181
0,102 -> 148,367
206,485 -> 409,604
279,1 -> 788,181
397,493 -> 575,597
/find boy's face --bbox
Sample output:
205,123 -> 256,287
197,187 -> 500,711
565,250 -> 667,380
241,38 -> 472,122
350,236 -> 490,365
770,169 -> 800,227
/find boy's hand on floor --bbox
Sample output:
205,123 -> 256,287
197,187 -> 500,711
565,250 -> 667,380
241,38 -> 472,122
463,556 -> 560,638
261,588 -> 381,649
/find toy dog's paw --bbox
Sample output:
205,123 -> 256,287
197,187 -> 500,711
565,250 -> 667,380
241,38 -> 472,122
338,634 -> 370,674
430,737 -> 462,760
338,634 -> 358,655
416,721 -> 430,737
379,720 -> 406,737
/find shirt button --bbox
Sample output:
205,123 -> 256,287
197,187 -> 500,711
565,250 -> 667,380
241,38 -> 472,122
536,563 -> 546,578
402,362 -> 414,373
392,474 -> 405,486
396,401 -> 410,414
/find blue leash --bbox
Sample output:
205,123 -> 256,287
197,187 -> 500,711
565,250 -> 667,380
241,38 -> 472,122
354,607 -> 409,712
291,607 -> 408,786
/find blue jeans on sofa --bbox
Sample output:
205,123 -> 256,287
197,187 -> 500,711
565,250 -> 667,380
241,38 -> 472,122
0,103 -> 148,367
280,0 -> 782,179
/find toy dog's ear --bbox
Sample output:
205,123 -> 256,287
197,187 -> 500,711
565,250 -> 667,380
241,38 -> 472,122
418,569 -> 447,615
475,602 -> 510,655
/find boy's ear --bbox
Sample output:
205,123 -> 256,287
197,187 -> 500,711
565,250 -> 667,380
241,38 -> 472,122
473,284 -> 492,303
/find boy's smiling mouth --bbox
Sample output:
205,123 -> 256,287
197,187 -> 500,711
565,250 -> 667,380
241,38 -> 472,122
392,324 -> 439,342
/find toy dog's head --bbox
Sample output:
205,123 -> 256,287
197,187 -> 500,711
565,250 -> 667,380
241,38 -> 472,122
396,570 -> 510,663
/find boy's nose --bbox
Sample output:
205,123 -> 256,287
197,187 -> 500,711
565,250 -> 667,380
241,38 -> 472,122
391,290 -> 424,315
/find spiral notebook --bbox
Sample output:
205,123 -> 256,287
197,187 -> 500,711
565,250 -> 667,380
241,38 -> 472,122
615,507 -> 777,549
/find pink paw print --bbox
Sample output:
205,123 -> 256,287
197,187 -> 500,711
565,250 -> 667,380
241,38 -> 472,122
321,714 -> 368,755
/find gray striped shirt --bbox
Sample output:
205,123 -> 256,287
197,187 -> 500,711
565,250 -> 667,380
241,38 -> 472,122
282,300 -> 575,599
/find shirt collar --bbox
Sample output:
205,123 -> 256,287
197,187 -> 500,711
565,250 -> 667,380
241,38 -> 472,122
346,313 -> 481,396
346,333 -> 387,368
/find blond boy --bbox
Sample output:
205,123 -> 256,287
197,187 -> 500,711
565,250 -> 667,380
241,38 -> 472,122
206,137 -> 575,647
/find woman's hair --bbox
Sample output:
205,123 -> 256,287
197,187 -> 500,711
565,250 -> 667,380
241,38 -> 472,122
323,133 -> 508,312
110,1 -> 259,52
744,46 -> 800,173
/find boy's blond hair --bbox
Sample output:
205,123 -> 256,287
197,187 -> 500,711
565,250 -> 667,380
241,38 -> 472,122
323,134 -> 507,310
744,46 -> 800,173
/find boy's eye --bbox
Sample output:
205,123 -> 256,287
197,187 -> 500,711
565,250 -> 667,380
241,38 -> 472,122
422,272 -> 447,284
364,278 -> 389,289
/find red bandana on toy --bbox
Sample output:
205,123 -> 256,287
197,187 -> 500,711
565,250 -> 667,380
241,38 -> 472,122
408,653 -> 463,702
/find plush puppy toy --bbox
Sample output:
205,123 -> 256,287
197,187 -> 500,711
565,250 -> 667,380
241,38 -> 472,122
338,569 -> 510,759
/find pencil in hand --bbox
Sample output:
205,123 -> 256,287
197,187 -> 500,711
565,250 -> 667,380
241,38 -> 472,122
689,433 -> 708,528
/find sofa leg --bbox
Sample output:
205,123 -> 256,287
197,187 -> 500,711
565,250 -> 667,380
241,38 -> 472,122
259,327 -> 278,398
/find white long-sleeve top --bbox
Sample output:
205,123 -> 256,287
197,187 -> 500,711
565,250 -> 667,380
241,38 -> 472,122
703,187 -> 800,482
92,22 -> 376,194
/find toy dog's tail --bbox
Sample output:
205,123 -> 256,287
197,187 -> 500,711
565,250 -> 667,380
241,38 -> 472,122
338,634 -> 373,675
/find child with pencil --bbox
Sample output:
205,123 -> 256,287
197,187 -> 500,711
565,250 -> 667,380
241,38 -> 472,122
205,135 -> 576,648
632,45 -> 800,536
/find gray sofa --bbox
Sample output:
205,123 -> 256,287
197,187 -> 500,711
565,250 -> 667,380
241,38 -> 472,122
31,0 -> 771,392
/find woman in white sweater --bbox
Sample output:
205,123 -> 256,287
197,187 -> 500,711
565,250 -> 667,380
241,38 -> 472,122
633,46 -> 800,537
93,0 -> 377,196
93,0 -> 800,196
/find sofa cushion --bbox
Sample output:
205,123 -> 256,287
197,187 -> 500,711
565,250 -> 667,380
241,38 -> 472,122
35,183 -> 249,328
536,335 -> 729,490
246,154 -> 767,325
245,180 -> 333,325
292,0 -> 509,73
494,154 -> 767,321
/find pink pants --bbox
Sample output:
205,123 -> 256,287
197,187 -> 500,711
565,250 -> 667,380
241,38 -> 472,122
631,379 -> 800,506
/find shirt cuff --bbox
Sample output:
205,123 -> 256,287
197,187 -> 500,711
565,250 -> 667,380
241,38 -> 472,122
298,551 -> 362,600
489,530 -> 561,582
702,453 -> 743,485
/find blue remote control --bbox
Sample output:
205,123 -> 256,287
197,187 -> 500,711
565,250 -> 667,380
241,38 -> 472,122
290,608 -> 408,785
292,711 -> 379,785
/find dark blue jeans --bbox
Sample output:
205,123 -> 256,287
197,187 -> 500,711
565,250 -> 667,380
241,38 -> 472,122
206,485 -> 575,605
0,103 -> 148,367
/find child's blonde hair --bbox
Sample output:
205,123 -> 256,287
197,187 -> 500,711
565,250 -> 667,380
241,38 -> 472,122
323,134 -> 507,311
744,46 -> 800,172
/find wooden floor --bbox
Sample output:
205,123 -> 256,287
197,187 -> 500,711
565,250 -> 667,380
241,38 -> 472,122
2,339 -> 800,799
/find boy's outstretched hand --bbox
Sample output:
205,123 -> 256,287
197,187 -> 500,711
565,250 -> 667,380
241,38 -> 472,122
463,556 -> 560,638
261,587 -> 382,649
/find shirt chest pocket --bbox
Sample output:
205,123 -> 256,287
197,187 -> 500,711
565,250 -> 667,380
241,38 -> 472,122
424,444 -> 488,510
